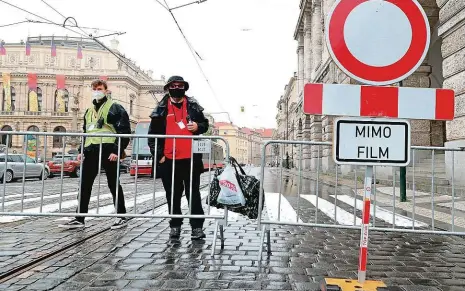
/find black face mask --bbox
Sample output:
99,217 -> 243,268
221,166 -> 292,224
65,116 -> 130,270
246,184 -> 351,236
169,88 -> 185,99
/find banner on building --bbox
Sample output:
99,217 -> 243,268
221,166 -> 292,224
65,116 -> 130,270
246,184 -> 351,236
26,135 -> 38,159
28,73 -> 39,112
56,75 -> 66,113
2,73 -> 11,112
25,40 -> 31,56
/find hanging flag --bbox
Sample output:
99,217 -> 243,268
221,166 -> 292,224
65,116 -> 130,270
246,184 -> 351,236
56,75 -> 66,113
25,40 -> 31,56
28,73 -> 39,112
51,36 -> 56,57
99,76 -> 108,81
77,42 -> 82,59
0,41 -> 6,56
2,73 -> 11,111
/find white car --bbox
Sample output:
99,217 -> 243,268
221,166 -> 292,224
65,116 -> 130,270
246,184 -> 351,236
0,154 -> 50,183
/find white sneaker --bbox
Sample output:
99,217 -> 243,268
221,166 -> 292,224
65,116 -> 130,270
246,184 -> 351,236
58,219 -> 85,229
111,218 -> 128,230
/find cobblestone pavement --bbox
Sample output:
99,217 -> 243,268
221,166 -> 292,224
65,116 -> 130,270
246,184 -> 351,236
2,168 -> 465,290
0,172 -> 212,277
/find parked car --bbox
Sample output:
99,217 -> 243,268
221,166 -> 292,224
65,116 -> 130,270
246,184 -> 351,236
100,159 -> 129,174
0,154 -> 50,183
47,155 -> 80,178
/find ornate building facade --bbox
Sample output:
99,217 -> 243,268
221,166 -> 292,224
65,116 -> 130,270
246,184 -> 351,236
278,0 -> 465,184
0,36 -> 165,157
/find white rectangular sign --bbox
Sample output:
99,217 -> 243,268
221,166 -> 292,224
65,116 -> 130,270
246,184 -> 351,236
333,117 -> 411,166
193,139 -> 211,154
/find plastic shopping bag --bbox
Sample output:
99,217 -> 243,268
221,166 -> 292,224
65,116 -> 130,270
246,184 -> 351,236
217,164 -> 246,206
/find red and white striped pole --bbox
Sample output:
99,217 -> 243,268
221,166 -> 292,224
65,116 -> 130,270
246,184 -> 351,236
358,165 -> 373,284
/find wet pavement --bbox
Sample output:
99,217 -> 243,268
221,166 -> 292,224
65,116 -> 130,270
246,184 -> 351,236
2,167 -> 465,290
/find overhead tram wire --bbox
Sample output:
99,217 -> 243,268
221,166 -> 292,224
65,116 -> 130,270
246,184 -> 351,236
38,0 -> 154,84
0,0 -> 154,83
40,0 -> 66,19
0,20 -> 30,28
161,0 -> 227,114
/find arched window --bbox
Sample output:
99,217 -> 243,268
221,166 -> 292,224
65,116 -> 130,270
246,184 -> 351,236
54,89 -> 69,112
0,125 -> 12,148
2,86 -> 15,111
27,125 -> 39,132
53,126 -> 66,148
130,100 -> 134,116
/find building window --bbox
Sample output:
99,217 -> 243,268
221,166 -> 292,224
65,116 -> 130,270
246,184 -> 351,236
2,86 -> 15,111
54,89 -> 69,112
0,125 -> 12,147
27,125 -> 39,132
37,87 -> 43,111
53,126 -> 66,148
130,100 -> 133,116
27,87 -> 43,111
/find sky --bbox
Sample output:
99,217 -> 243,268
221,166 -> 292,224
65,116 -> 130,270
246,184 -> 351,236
0,0 -> 300,128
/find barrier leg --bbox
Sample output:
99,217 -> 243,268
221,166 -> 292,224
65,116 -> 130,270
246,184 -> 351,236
219,225 -> 224,249
266,228 -> 272,255
210,220 -> 220,257
257,224 -> 267,263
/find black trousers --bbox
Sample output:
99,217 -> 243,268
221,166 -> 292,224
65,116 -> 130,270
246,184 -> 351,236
161,159 -> 204,229
76,150 -> 126,222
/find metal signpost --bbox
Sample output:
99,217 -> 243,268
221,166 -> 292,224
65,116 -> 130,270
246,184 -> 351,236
304,0 -> 456,290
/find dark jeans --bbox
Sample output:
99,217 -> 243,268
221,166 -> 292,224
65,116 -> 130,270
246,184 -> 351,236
76,149 -> 126,222
161,158 -> 204,229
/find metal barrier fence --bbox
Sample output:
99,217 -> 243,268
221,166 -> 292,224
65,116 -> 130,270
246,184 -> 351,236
257,140 -> 465,262
0,131 -> 229,256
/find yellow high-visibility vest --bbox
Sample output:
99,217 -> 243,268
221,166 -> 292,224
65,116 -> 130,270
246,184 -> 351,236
84,100 -> 117,147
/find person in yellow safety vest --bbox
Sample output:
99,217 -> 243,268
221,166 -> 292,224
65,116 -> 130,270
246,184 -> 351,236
59,79 -> 131,229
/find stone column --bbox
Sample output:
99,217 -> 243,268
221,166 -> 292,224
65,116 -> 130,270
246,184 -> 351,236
302,115 -> 312,169
297,34 -> 304,97
304,12 -> 312,83
402,68 -> 432,148
439,6 -> 465,186
321,115 -> 334,172
311,1 -> 323,79
310,115 -> 322,170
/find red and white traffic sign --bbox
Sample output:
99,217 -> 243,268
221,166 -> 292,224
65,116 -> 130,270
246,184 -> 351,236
326,0 -> 430,86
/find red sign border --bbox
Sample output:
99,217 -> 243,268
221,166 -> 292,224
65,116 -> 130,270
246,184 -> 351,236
325,0 -> 430,86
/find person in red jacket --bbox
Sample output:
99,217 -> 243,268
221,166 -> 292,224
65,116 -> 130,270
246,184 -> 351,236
148,76 -> 209,240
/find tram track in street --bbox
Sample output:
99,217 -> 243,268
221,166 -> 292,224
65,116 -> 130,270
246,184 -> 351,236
0,183 -> 210,283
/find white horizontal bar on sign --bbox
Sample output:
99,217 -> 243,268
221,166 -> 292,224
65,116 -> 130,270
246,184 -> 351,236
301,195 -> 362,226
265,193 -> 302,223
303,83 -> 455,120
333,195 -> 427,227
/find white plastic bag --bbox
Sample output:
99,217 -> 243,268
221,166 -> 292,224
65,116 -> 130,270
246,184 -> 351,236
217,164 -> 246,206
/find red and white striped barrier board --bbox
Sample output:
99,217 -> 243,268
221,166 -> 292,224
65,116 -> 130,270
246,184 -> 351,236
304,83 -> 455,120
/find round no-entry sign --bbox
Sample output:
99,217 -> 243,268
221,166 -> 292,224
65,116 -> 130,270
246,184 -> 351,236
326,0 -> 430,86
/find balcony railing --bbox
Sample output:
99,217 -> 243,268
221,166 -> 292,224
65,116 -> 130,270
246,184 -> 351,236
0,111 -> 71,117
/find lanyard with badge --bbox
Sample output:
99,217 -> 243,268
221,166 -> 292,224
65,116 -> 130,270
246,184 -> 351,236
87,102 -> 106,131
170,100 -> 187,130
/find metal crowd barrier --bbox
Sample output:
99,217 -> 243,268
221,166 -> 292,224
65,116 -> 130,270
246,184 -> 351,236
257,140 -> 465,261
0,131 -> 229,256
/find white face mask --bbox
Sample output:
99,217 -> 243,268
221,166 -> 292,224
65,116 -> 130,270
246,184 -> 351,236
92,90 -> 105,101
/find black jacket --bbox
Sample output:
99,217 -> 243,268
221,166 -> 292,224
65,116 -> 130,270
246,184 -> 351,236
148,95 -> 209,163
81,97 -> 131,157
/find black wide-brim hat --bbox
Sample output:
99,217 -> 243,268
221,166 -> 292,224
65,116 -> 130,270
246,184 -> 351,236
164,75 -> 189,91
